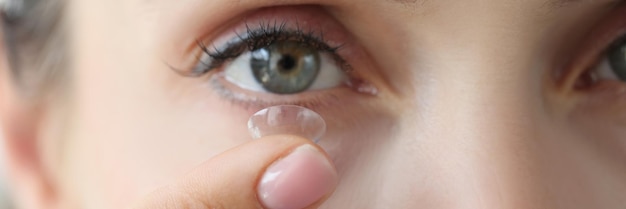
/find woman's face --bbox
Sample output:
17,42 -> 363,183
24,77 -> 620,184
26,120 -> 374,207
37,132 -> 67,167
32,0 -> 626,208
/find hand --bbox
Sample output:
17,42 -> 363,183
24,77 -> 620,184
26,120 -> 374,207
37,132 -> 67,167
132,135 -> 338,209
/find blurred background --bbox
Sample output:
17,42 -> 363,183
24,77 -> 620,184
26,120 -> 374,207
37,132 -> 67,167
0,0 -> 54,207
0,0 -> 11,206
0,0 -> 12,205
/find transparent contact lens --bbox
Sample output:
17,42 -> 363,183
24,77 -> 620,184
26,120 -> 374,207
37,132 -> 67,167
248,105 -> 326,143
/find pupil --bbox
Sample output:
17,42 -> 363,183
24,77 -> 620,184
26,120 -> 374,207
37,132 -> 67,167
250,41 -> 321,94
278,54 -> 297,72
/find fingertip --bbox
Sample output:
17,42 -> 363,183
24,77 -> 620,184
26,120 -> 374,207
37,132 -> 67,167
257,144 -> 337,209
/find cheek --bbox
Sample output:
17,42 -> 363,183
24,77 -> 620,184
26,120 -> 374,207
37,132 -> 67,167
63,75 -> 254,208
537,86 -> 626,206
570,85 -> 626,161
319,105 -> 398,175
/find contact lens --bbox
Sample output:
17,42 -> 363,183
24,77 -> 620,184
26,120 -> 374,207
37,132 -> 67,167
247,105 -> 326,143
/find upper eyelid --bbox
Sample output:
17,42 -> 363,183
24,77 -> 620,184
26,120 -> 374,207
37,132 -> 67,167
190,21 -> 347,76
207,21 -> 342,57
167,6 -> 384,94
559,5 -> 626,91
166,6 -> 355,72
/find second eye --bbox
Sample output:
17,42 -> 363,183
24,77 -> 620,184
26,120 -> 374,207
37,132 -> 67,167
223,41 -> 347,94
592,36 -> 626,82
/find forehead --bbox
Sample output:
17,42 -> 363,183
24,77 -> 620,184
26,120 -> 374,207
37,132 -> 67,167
127,0 -> 624,31
125,0 -> 622,33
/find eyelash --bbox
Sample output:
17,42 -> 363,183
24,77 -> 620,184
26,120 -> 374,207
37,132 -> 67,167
563,5 -> 626,90
590,34 -> 626,81
189,21 -> 348,77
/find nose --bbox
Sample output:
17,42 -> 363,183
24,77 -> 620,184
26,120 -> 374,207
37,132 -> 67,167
382,20 -> 560,208
393,62 -> 548,208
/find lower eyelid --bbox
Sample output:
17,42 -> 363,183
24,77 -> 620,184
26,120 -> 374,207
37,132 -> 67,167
209,72 -> 355,110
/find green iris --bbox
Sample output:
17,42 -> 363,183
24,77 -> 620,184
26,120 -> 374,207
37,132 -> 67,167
250,41 -> 321,94
608,38 -> 626,81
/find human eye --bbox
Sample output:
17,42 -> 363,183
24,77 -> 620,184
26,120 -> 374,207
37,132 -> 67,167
196,23 -> 347,94
174,6 -> 378,109
564,4 -> 626,91
558,3 -> 626,141
590,35 -> 626,82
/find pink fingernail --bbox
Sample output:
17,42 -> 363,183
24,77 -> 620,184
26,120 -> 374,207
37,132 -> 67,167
257,145 -> 337,209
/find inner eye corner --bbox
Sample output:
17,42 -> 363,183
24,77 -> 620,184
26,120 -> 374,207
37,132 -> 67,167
565,41 -> 626,92
572,69 -> 598,90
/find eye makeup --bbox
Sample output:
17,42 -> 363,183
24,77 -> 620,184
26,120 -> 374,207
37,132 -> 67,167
174,6 -> 378,110
190,22 -> 346,77
562,3 -> 626,90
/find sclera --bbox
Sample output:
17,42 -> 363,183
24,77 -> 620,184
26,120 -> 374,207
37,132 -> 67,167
247,105 -> 326,143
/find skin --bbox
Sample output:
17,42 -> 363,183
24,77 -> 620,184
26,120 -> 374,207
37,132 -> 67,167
1,0 -> 626,208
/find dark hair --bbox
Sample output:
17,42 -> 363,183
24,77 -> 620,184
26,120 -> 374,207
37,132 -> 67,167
2,0 -> 66,99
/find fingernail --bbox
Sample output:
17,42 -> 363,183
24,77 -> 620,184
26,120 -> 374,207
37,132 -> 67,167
258,144 -> 337,209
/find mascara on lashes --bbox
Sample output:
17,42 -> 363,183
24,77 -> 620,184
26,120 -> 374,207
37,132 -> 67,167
188,22 -> 344,76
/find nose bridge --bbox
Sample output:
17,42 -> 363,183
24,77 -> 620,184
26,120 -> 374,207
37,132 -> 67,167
420,54 -> 543,208
393,17 -> 549,208
416,59 -> 538,208
426,41 -> 540,143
